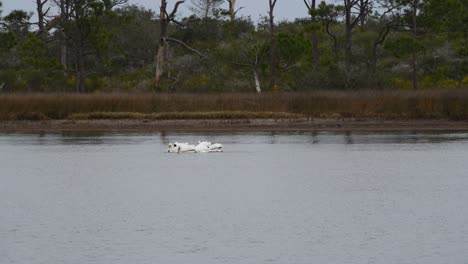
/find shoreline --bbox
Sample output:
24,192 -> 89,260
2,119 -> 468,133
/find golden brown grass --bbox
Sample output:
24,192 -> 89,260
69,111 -> 303,120
0,90 -> 467,120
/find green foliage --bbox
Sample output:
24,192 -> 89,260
0,0 -> 466,92
2,10 -> 31,42
19,34 -> 61,69
304,22 -> 321,32
421,0 -> 468,33
109,5 -> 159,69
278,32 -> 310,68
384,36 -> 424,58
0,32 -> 16,53
316,1 -> 339,20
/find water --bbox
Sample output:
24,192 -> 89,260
1,132 -> 468,264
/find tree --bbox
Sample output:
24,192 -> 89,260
111,5 -> 159,69
359,0 -> 372,29
18,33 -> 63,91
57,0 -> 71,70
369,0 -> 401,73
190,0 -> 223,19
0,32 -> 16,55
2,10 -> 32,40
226,0 -> 239,22
316,1 -> 340,61
51,0 -> 124,92
0,1 -> 11,53
395,0 -> 423,90
277,32 -> 310,70
343,0 -> 370,72
304,0 -> 319,71
421,0 -> 467,34
35,0 -> 50,35
232,34 -> 270,93
155,0 -> 204,89
268,0 -> 278,90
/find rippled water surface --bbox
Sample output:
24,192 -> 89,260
1,132 -> 468,264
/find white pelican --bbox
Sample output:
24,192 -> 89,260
167,142 -> 196,153
168,141 -> 224,153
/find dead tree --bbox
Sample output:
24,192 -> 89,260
35,0 -> 50,35
232,36 -> 269,94
227,0 -> 236,22
155,0 -> 204,89
268,0 -> 278,90
226,0 -> 242,22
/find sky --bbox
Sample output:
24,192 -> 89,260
0,0 -> 327,22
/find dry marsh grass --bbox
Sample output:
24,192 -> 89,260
0,90 -> 467,120
69,111 -> 303,120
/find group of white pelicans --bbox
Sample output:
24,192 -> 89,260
167,141 -> 224,153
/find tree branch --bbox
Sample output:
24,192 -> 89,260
231,61 -> 252,67
171,18 -> 185,28
166,37 -> 205,58
169,1 -> 185,18
234,7 -> 244,15
304,0 -> 311,11
374,22 -> 392,47
325,20 -> 337,43
272,0 -> 278,8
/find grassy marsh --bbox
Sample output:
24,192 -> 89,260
1,90 -> 468,121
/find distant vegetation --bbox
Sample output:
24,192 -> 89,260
1,91 -> 468,120
0,0 -> 466,93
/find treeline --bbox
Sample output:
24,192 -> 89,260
0,0 -> 466,93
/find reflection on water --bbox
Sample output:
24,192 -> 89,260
1,131 -> 468,264
2,131 -> 468,146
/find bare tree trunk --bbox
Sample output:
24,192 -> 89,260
204,0 -> 210,18
372,45 -> 377,73
74,0 -> 86,93
311,31 -> 319,71
74,56 -> 79,93
345,27 -> 352,70
325,21 -> 338,62
75,42 -> 86,93
154,0 -> 186,90
61,32 -> 67,70
155,43 -> 167,88
254,66 -> 261,93
344,4 -> 352,72
305,0 -> 319,71
268,0 -> 278,90
36,0 -> 48,34
155,0 -> 169,89
228,0 -> 236,22
411,0 -> 418,91
343,0 -> 368,73
60,0 -> 67,71
359,0 -> 367,29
